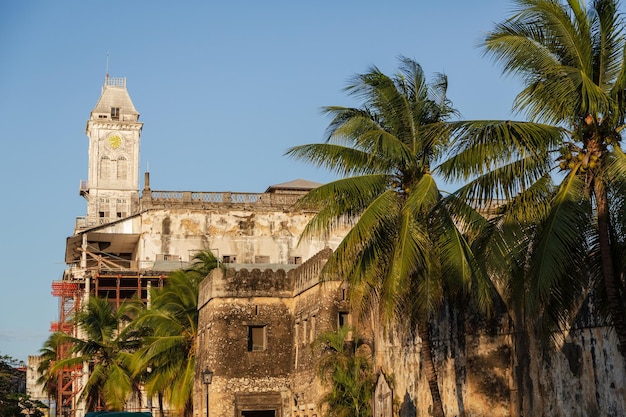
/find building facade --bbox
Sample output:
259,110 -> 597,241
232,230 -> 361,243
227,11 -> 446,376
49,76 -> 350,417
42,76 -> 626,417
195,248 -> 350,417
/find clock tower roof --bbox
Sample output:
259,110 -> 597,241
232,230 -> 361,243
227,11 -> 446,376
89,76 -> 140,122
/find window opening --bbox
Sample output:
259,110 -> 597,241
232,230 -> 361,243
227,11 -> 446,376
248,325 -> 266,351
117,156 -> 128,179
242,411 -> 275,417
338,312 -> 350,328
111,107 -> 120,120
156,254 -> 179,261
223,255 -> 236,264
310,315 -> 316,342
100,155 -> 111,179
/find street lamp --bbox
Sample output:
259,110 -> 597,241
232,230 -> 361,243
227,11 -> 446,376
202,367 -> 214,417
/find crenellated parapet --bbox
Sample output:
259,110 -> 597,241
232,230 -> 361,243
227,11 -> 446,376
199,267 -> 293,308
198,248 -> 335,308
222,267 -> 294,296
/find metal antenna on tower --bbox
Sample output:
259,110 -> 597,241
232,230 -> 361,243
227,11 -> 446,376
106,51 -> 110,79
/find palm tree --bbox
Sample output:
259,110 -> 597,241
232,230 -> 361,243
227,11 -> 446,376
287,57 -> 491,417
36,332 -> 65,412
129,250 -> 218,417
443,0 -> 626,358
51,296 -> 141,411
185,249 -> 221,280
313,326 -> 375,417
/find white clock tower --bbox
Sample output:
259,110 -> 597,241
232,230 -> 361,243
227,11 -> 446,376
81,76 -> 143,226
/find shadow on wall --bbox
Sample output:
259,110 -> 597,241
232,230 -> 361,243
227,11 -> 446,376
399,391 -> 416,417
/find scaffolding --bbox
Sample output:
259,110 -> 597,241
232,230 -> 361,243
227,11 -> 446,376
50,280 -> 83,417
92,270 -> 167,307
50,256 -> 169,417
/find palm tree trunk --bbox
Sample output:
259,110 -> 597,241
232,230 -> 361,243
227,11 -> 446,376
594,179 -> 626,358
510,312 -> 544,417
158,393 -> 164,417
418,320 -> 445,417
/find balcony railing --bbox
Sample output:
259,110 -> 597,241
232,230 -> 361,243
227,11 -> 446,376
105,77 -> 126,87
146,191 -> 302,209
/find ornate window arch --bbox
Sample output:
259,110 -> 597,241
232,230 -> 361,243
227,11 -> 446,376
100,155 -> 112,179
117,155 -> 128,180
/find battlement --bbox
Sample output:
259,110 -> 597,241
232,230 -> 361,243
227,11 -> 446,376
198,249 -> 334,307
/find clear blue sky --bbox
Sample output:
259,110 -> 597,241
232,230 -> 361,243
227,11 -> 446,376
0,0 -> 587,362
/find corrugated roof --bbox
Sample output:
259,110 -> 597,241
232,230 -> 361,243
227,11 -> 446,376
227,263 -> 300,272
265,178 -> 322,192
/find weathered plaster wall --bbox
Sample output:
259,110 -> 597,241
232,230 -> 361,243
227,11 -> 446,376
196,266 -> 296,417
196,248 -> 626,417
290,280 -> 347,416
373,303 -> 626,417
138,208 -> 340,266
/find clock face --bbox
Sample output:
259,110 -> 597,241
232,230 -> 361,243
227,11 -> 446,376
107,135 -> 122,149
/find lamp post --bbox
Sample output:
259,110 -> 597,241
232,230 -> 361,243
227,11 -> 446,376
201,367 -> 213,417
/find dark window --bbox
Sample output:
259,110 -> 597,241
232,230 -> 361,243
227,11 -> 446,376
111,107 -> 120,120
99,211 -> 105,218
223,255 -> 236,264
242,411 -> 275,417
338,312 -> 350,328
248,325 -> 266,351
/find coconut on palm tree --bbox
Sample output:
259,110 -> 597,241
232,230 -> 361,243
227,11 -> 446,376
287,57 -> 491,417
444,0 -> 626,355
434,2 -> 626,414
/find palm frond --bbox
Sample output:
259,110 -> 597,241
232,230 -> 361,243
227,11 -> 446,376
442,120 -> 562,192
528,170 -> 592,318
286,142 -> 383,177
296,175 -> 389,240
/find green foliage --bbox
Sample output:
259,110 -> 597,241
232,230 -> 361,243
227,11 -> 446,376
36,331 -> 66,411
445,0 -> 626,352
128,249 -> 218,417
42,250 -> 218,416
288,56 -> 491,417
51,297 -> 142,412
0,354 -> 47,417
313,327 -> 375,417
287,57 -> 490,325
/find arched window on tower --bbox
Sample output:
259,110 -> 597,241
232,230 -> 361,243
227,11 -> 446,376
100,156 -> 111,179
117,156 -> 128,180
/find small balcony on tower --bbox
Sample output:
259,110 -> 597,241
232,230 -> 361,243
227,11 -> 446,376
79,180 -> 89,197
